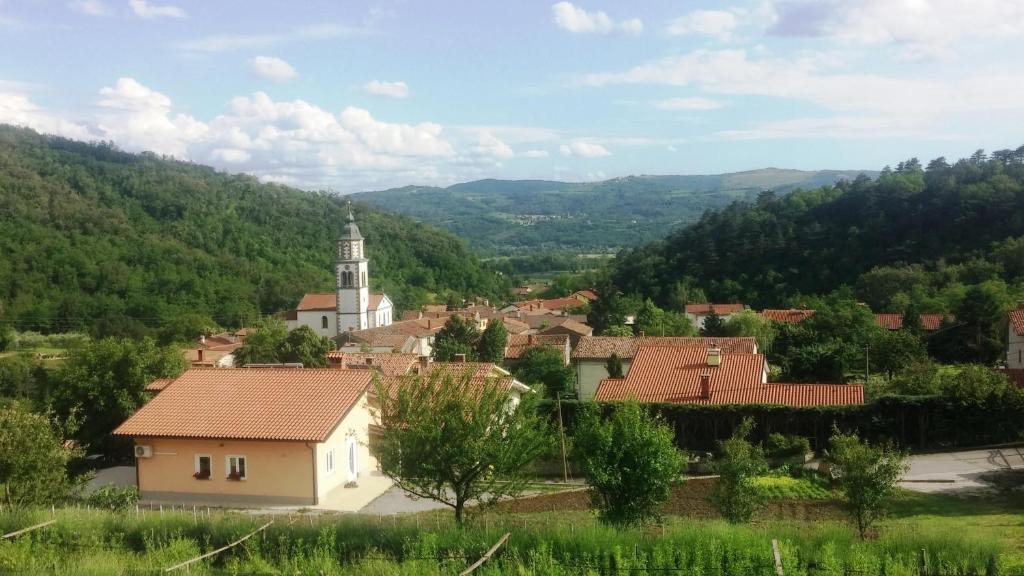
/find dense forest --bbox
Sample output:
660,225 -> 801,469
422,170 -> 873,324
613,149 -> 1024,313
0,125 -> 508,341
354,169 -> 873,256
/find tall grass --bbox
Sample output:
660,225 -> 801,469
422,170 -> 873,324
0,507 -> 1013,575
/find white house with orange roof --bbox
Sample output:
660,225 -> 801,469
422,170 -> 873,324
285,206 -> 393,338
115,368 -> 391,509
1008,305 -> 1024,370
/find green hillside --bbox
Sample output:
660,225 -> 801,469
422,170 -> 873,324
352,169 -> 875,255
612,150 -> 1024,311
0,125 -> 507,340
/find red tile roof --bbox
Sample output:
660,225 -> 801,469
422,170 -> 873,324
543,297 -> 585,311
685,303 -> 745,315
145,378 -> 174,393
638,337 -> 757,353
505,333 -> 570,360
572,336 -> 638,360
501,317 -> 531,334
297,292 -> 336,311
595,345 -> 861,406
573,290 -> 598,301
1010,308 -> 1024,337
368,293 -> 387,310
760,309 -> 816,323
874,313 -> 952,331
539,318 -> 593,337
572,336 -> 758,360
326,352 -> 418,375
114,369 -> 372,442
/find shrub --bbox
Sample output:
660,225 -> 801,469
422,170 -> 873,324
710,417 -> 767,523
83,484 -> 138,511
765,433 -> 812,460
573,401 -> 684,527
828,430 -> 908,538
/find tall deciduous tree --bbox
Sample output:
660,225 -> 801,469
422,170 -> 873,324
0,404 -> 85,506
512,346 -> 574,398
828,430 -> 908,538
476,320 -> 508,363
234,319 -> 333,367
573,401 -> 685,527
710,417 -> 767,523
50,337 -> 186,453
373,370 -> 552,525
432,315 -> 480,362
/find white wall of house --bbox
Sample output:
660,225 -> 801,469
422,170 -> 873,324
293,310 -> 337,338
575,358 -> 632,400
315,392 -> 389,503
685,312 -> 737,330
369,298 -> 394,329
1009,325 -> 1024,369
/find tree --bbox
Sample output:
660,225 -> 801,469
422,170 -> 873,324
723,309 -> 777,352
432,315 -> 480,362
0,404 -> 85,506
828,430 -> 908,538
870,329 -> 926,380
601,324 -> 634,337
606,352 -> 623,379
49,337 -> 186,453
901,301 -> 923,335
476,320 -> 508,363
700,310 -> 727,337
635,299 -> 696,337
512,346 -> 575,398
0,325 -> 14,352
234,319 -> 333,367
573,401 -> 685,527
280,326 -> 334,367
373,370 -> 552,525
710,418 -> 767,523
587,282 -> 627,334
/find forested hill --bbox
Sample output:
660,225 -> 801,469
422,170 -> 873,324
0,125 -> 507,341
613,149 -> 1024,311
352,169 -> 874,255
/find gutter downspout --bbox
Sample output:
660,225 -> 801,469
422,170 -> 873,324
306,442 -> 319,506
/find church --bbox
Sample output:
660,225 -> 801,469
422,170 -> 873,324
284,206 -> 394,337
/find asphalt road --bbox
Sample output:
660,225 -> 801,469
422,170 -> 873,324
899,446 -> 1024,493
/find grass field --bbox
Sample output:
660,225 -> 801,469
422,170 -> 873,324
2,486 -> 1022,575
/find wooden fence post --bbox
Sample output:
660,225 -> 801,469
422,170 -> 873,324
771,539 -> 784,576
460,533 -> 511,576
919,548 -> 927,576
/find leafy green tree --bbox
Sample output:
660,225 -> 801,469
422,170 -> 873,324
372,370 -> 552,525
700,310 -> 727,337
587,283 -> 627,335
954,283 -> 1008,363
280,325 -> 334,368
901,301 -> 923,335
573,401 -> 685,527
722,309 -> 777,351
0,355 -> 41,401
635,299 -> 696,336
606,352 -> 624,379
49,337 -> 186,453
476,320 -> 508,363
432,315 -> 480,362
710,418 -> 767,523
601,324 -> 634,337
512,346 -> 575,398
828,431 -> 908,538
890,360 -> 942,395
0,325 -> 14,352
870,329 -> 926,380
0,403 -> 85,505
233,317 -> 289,366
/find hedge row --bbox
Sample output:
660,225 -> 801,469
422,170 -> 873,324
540,395 -> 1024,452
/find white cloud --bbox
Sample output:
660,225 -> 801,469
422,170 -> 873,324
69,0 -> 111,16
0,91 -> 93,140
585,170 -> 607,181
560,141 -> 611,157
653,96 -> 725,111
249,56 -> 298,82
129,0 -> 186,19
766,0 -> 1024,60
176,24 -> 365,53
211,148 -> 251,163
667,10 -> 738,40
522,149 -> 550,158
364,80 -> 409,98
666,145 -> 678,152
551,2 -> 642,35
470,131 -> 514,159
97,77 -> 206,157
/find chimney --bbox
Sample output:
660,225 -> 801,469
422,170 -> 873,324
454,353 -> 467,363
699,374 -> 711,400
199,334 -> 206,345
365,357 -> 374,366
197,349 -> 204,362
638,330 -> 645,338
427,319 -> 432,329
528,334 -> 535,345
707,346 -> 722,367
418,355 -> 429,373
418,311 -> 423,319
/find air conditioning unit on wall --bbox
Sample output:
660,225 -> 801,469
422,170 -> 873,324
134,445 -> 153,458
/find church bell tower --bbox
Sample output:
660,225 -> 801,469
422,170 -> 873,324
336,202 -> 370,334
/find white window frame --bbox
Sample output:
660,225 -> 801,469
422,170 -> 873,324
194,454 -> 212,479
325,448 -> 336,476
225,455 -> 247,481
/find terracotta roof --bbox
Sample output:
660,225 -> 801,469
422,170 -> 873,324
505,334 -> 570,360
539,318 -> 593,337
572,336 -> 758,360
345,317 -> 443,341
297,292 -> 336,311
183,348 -> 232,365
326,352 -> 418,375
114,369 -> 372,442
501,317 -> 531,334
760,309 -> 816,323
1010,308 -> 1024,337
368,293 -> 387,311
595,345 -> 861,406
543,297 -> 584,311
522,314 -> 573,330
874,313 -> 952,331
573,336 -> 638,360
573,290 -> 598,301
145,378 -> 175,393
685,303 -> 745,315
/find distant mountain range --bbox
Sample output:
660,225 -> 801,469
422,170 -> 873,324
352,169 -> 877,255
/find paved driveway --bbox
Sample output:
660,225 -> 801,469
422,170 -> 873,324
900,447 -> 1024,493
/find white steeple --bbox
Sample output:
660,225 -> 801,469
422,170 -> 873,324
336,201 -> 370,334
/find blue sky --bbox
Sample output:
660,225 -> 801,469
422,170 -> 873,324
2,0 -> 1023,191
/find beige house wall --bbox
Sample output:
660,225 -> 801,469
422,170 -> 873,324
314,392 -> 389,503
1009,325 -> 1024,369
576,358 -> 632,400
134,437 -> 316,506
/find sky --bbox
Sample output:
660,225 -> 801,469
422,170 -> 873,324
2,0 -> 1024,192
